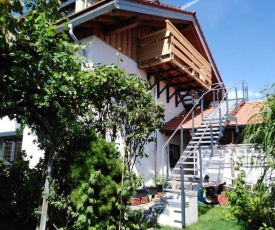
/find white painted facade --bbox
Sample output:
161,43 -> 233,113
81,35 -> 185,184
0,35 -> 265,188
0,117 -> 44,167
0,35 -> 184,184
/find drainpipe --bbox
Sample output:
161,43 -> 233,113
68,23 -> 80,45
154,84 -> 158,186
68,23 -> 87,57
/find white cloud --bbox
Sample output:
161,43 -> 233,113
181,0 -> 201,9
248,91 -> 262,100
227,90 -> 262,101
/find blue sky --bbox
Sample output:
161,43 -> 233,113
164,0 -> 275,100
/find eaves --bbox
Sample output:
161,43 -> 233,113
55,0 -> 221,84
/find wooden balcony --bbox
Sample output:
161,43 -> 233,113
137,20 -> 212,89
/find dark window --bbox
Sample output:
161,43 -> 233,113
169,144 -> 180,168
1,137 -> 22,162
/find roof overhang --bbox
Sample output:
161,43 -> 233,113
56,0 -> 118,33
56,0 -> 222,85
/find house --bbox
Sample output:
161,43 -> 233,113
0,0 -> 266,227
0,117 -> 44,167
55,0 -> 223,184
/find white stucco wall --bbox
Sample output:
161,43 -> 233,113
21,127 -> 44,168
1,36 -> 186,179
0,117 -> 18,132
0,117 -> 44,167
80,35 -> 185,184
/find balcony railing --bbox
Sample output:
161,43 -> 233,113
137,20 -> 212,88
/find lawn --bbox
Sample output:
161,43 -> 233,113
154,205 -> 245,230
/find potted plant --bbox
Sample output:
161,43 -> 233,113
145,185 -> 158,196
156,174 -> 166,192
133,188 -> 147,198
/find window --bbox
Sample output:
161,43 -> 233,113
169,144 -> 180,168
0,136 -> 22,163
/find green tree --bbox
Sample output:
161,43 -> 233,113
0,0 -> 164,228
228,85 -> 275,228
0,151 -> 43,229
81,64 -> 164,170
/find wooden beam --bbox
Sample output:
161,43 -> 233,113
147,67 -> 179,76
104,16 -> 139,35
168,80 -> 196,87
162,73 -> 187,81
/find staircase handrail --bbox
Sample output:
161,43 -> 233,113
178,79 -> 248,164
180,80 -> 248,161
161,79 -> 248,177
161,83 -> 222,177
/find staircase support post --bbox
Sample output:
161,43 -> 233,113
219,108 -> 222,138
191,110 -> 194,136
166,145 -> 169,181
201,96 -> 204,122
212,90 -> 215,103
199,145 -> 203,188
226,95 -> 229,117
180,166 -> 186,228
180,127 -> 184,157
210,125 -> 213,157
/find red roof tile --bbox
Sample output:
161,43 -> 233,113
229,100 -> 265,126
162,100 -> 265,132
162,106 -> 213,131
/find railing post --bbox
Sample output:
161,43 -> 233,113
226,94 -> 229,117
222,85 -> 226,98
192,110 -> 194,137
210,125 -> 213,157
201,96 -> 204,122
180,166 -> 186,228
166,145 -> 169,181
180,127 -> 184,157
199,145 -> 203,189
212,90 -> 215,103
219,108 -> 222,138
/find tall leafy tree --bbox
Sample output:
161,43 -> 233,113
228,85 -> 275,228
0,0 -> 164,228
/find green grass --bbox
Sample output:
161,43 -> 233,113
154,205 -> 245,230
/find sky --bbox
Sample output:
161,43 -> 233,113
163,0 -> 275,100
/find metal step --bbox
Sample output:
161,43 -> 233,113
189,140 -> 218,144
169,174 -> 199,178
199,124 -> 220,128
196,127 -> 220,132
166,181 -> 198,186
173,167 -> 199,171
163,188 -> 181,194
177,162 -> 198,165
192,136 -> 220,140
194,131 -> 220,135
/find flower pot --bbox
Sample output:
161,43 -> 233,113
133,188 -> 147,198
145,186 -> 158,195
157,184 -> 163,192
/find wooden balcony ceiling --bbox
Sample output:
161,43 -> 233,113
71,1 -> 206,59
